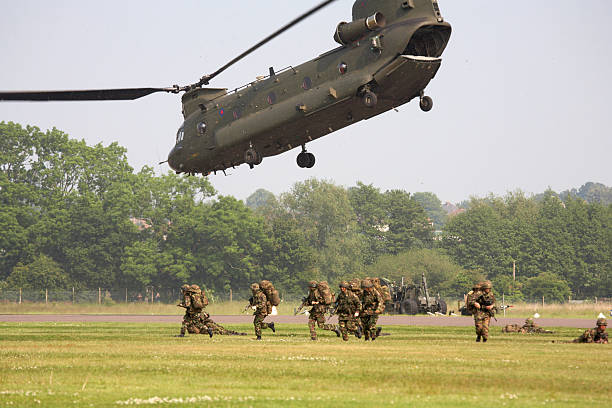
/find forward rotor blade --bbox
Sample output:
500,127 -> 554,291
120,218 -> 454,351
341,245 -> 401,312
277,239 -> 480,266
0,87 -> 180,102
198,0 -> 338,86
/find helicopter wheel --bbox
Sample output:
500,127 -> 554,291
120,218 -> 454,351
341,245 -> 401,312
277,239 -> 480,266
297,151 -> 315,168
419,95 -> 433,112
245,147 -> 262,168
362,90 -> 378,108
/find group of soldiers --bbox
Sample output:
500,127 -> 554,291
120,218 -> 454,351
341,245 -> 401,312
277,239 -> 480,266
297,278 -> 386,341
177,281 -> 608,344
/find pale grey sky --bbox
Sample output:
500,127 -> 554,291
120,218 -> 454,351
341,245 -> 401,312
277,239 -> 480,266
1,0 -> 611,203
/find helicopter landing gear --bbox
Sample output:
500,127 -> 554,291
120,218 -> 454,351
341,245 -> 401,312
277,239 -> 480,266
362,90 -> 378,108
419,91 -> 433,112
296,145 -> 315,168
245,144 -> 262,169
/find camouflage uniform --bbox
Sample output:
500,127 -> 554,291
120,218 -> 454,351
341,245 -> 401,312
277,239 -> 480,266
305,281 -> 337,340
472,281 -> 495,342
465,283 -> 481,316
502,318 -> 553,334
572,318 -> 608,343
335,282 -> 362,341
359,280 -> 384,341
250,283 -> 275,340
178,284 -> 213,337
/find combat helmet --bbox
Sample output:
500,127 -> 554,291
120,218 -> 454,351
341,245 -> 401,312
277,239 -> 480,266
250,283 -> 260,291
308,280 -> 318,289
481,281 -> 492,289
181,284 -> 190,292
525,317 -> 534,325
596,318 -> 607,326
361,279 -> 374,289
472,282 -> 481,290
339,281 -> 350,289
190,284 -> 200,292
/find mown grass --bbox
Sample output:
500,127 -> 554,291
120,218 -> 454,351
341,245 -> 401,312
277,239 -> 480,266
1,300 -> 610,319
0,322 -> 609,407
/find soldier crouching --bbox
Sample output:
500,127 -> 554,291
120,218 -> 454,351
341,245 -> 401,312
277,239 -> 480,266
335,281 -> 362,341
249,283 -> 275,340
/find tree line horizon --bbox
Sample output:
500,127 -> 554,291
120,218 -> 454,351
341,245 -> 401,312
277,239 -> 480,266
1,122 -> 610,301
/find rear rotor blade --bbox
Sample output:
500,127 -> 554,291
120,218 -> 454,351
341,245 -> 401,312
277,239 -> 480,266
197,0 -> 338,86
0,87 -> 180,102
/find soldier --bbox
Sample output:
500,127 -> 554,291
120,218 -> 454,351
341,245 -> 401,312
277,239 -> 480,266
472,280 -> 496,342
304,280 -> 340,340
249,283 -> 275,340
334,281 -> 362,341
177,284 -> 213,338
572,318 -> 608,343
359,279 -> 384,341
465,282 -> 481,316
502,318 -> 553,334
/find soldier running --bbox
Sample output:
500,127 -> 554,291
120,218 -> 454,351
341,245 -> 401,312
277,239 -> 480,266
334,281 -> 362,341
572,318 -> 608,343
359,279 -> 384,341
471,281 -> 496,342
304,280 -> 340,340
249,283 -> 275,340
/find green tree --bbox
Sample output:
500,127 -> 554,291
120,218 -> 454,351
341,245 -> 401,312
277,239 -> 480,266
412,191 -> 447,229
522,272 -> 571,303
5,254 -> 69,290
383,189 -> 434,254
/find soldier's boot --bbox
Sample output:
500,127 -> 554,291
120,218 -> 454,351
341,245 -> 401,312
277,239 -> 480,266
482,337 -> 487,343
256,336 -> 262,340
334,327 -> 341,337
175,327 -> 186,337
269,322 -> 276,333
311,337 -> 317,341
207,327 -> 213,338
342,334 -> 349,341
364,331 -> 370,341
376,327 -> 382,337
476,335 -> 481,342
355,326 -> 363,339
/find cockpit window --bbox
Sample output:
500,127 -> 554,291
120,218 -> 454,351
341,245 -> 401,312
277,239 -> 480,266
197,122 -> 206,136
176,126 -> 184,143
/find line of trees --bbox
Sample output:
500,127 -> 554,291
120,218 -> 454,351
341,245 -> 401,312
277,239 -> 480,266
1,122 -> 610,301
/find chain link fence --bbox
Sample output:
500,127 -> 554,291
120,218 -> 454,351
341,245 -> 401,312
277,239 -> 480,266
0,288 -> 184,304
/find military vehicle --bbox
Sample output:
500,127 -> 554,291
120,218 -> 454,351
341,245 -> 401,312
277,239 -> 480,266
0,0 -> 451,176
381,272 -> 447,315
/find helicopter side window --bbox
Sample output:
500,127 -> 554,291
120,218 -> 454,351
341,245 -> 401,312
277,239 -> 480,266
176,126 -> 184,143
197,121 -> 206,136
302,77 -> 312,90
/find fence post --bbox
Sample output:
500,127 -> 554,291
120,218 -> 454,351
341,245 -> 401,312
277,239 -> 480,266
72,287 -> 75,304
125,288 -> 128,303
45,288 -> 48,304
19,288 -> 22,304
502,293 -> 505,317
542,296 -> 545,307
230,287 -> 233,303
98,288 -> 101,304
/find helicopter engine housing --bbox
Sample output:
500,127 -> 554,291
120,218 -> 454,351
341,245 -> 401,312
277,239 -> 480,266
333,12 -> 386,45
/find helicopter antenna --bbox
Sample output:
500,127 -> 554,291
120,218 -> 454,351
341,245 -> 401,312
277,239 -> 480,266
195,0 -> 338,87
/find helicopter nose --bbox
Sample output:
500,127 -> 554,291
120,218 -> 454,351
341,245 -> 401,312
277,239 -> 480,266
167,144 -> 184,172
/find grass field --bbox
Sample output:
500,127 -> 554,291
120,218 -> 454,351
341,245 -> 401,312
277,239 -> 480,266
1,300 -> 610,319
0,322 -> 609,407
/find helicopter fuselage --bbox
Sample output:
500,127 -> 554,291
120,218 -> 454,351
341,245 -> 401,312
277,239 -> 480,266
168,0 -> 451,175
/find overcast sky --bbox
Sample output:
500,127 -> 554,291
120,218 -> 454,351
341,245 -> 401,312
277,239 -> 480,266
1,0 -> 611,203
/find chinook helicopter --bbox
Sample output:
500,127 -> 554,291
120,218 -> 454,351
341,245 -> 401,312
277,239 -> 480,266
0,0 -> 451,176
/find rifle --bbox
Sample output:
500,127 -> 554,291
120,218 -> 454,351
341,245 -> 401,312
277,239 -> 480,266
478,296 -> 498,321
243,296 -> 254,313
294,297 -> 308,315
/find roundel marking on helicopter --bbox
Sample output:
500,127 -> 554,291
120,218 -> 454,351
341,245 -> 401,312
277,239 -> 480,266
219,108 -> 225,117
338,62 -> 348,74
